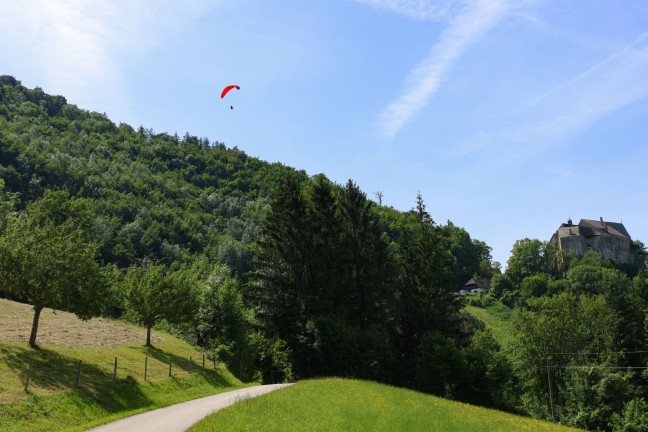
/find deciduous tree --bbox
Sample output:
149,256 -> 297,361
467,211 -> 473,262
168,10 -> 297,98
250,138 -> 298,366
506,238 -> 546,285
0,196 -> 109,347
123,263 -> 200,346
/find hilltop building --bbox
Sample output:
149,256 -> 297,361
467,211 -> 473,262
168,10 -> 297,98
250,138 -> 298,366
459,278 -> 490,295
549,218 -> 632,264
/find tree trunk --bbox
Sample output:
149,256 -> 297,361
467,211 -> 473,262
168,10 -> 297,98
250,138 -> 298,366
146,321 -> 152,347
29,306 -> 43,347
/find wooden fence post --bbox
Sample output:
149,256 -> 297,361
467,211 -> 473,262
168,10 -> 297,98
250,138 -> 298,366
113,357 -> 117,384
75,360 -> 82,387
24,361 -> 33,392
546,360 -> 556,423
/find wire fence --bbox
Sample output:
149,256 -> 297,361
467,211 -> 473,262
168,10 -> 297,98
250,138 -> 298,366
20,351 -> 220,393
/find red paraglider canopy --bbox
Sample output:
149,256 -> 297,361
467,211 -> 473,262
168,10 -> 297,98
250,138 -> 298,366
221,85 -> 240,99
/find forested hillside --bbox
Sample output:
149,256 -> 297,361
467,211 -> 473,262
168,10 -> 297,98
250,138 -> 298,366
0,75 -> 497,393
0,75 -> 305,276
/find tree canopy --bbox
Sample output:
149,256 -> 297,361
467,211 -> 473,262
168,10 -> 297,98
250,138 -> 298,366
0,192 -> 110,346
123,263 -> 200,346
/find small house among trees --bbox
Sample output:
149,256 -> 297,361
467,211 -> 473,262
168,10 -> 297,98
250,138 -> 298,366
460,278 -> 490,295
549,217 -> 632,264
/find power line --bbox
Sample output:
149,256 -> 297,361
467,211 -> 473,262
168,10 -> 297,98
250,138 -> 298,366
541,362 -> 647,422
543,350 -> 648,356
535,365 -> 648,371
548,365 -> 648,370
537,350 -> 648,422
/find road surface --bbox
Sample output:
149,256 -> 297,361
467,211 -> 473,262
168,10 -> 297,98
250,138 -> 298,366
86,383 -> 291,432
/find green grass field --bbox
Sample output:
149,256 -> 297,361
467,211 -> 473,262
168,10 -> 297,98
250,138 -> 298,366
190,378 -> 583,432
465,299 -> 514,347
0,299 -> 244,432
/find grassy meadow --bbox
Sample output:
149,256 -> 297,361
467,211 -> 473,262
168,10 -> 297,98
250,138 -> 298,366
465,298 -> 514,347
191,378 -> 583,432
0,299 -> 244,432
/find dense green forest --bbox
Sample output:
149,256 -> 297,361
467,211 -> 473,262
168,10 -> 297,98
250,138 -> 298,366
492,240 -> 648,431
1,76 -> 647,431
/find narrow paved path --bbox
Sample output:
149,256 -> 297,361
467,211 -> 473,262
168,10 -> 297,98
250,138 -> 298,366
86,383 -> 291,432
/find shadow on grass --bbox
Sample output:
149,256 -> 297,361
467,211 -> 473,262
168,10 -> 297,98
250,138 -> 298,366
131,345 -> 235,387
0,342 -> 240,419
1,345 -> 113,390
0,344 -> 154,413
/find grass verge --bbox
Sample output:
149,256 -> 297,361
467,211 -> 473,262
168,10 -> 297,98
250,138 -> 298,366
190,378 -> 583,432
0,341 -> 243,432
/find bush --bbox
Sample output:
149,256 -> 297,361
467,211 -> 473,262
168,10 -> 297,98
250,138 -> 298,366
610,398 -> 648,432
466,294 -> 495,308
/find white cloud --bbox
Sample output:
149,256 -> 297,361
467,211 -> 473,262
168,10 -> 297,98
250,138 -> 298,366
364,0 -> 509,139
453,31 -> 648,163
0,0 -> 216,120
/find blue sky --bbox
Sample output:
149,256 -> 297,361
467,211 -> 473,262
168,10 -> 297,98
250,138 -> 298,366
1,0 -> 647,267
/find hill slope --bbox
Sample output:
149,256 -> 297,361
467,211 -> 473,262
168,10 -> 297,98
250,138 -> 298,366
190,378 -> 583,432
0,298 -> 164,348
0,75 -> 304,276
0,299 -> 243,432
465,298 -> 513,347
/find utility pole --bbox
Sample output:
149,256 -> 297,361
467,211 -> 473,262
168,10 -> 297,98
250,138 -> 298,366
546,359 -> 556,423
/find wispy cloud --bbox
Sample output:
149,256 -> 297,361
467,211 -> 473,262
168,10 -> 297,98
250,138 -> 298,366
453,31 -> 648,163
359,0 -> 510,139
353,0 -> 470,21
0,0 -> 215,120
